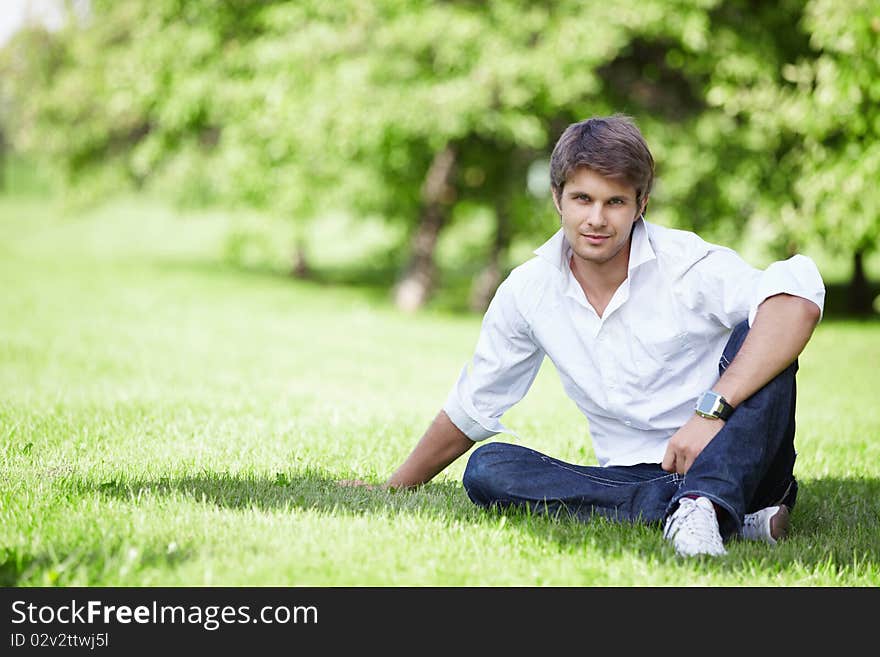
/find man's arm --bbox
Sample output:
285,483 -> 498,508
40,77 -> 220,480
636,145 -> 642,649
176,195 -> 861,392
711,294 -> 820,406
661,293 -> 821,474
384,411 -> 475,489
338,411 -> 474,490
340,276 -> 540,490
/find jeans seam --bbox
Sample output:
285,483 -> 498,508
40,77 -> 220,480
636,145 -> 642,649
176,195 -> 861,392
542,457 -> 679,487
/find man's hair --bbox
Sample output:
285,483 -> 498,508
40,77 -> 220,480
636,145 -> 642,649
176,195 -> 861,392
549,115 -> 655,208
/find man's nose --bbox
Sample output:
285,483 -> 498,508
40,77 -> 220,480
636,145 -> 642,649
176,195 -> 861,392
584,203 -> 606,227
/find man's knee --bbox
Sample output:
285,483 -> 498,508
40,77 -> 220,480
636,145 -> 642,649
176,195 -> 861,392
462,442 -> 519,505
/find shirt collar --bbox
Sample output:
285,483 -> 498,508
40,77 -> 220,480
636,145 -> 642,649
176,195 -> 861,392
533,218 -> 657,274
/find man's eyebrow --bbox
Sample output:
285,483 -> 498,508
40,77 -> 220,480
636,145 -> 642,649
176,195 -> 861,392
567,190 -> 632,200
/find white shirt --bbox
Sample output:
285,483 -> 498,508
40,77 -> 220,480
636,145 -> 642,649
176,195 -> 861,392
443,219 -> 825,467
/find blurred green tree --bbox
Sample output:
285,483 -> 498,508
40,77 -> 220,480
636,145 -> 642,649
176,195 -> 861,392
0,0 -> 724,310
2,0 -> 875,312
248,0 -> 725,310
782,0 -> 880,314
685,0 -> 880,313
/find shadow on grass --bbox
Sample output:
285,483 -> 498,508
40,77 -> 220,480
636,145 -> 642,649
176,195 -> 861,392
4,471 -> 877,585
81,469 -> 480,520
76,469 -> 669,562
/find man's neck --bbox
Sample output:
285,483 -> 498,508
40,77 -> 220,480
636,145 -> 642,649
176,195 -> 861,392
569,248 -> 631,318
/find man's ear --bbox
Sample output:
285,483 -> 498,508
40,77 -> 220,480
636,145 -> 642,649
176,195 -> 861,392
552,186 -> 563,216
638,195 -> 649,218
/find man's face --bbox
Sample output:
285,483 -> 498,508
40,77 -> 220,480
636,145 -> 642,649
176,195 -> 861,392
553,166 -> 646,271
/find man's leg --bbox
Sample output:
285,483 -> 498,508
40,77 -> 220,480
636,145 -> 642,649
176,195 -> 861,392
463,442 -> 681,525
667,320 -> 799,539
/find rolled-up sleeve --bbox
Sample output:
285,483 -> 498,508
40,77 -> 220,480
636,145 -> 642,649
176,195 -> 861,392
748,254 -> 825,326
443,277 -> 545,441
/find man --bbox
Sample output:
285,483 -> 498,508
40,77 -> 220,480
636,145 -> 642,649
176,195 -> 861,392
372,115 -> 824,557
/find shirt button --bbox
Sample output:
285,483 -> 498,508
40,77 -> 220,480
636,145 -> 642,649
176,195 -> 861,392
624,420 -> 632,426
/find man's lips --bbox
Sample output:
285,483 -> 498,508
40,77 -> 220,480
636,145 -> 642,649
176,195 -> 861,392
582,233 -> 611,244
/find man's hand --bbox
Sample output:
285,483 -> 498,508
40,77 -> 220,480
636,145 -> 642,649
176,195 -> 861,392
383,411 -> 475,489
661,415 -> 725,474
338,412 -> 475,493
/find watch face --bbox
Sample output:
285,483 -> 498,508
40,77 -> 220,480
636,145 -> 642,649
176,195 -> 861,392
696,393 -> 719,416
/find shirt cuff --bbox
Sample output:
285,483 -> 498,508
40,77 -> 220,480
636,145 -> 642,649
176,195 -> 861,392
749,254 -> 826,326
442,365 -> 510,442
443,398 -> 497,442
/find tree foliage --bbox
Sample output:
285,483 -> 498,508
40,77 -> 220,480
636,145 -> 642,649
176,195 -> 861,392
1,0 -> 877,310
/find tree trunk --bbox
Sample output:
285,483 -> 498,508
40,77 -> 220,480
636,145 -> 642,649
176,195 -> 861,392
290,240 -> 310,279
393,145 -> 457,312
469,200 -> 511,312
848,248 -> 872,315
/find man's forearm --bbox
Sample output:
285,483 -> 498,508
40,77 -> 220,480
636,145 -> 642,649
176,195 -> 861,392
713,293 -> 820,408
384,410 -> 475,489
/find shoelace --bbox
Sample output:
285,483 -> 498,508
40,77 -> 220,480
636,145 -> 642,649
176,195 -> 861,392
740,507 -> 775,542
664,498 -> 724,550
742,513 -> 760,532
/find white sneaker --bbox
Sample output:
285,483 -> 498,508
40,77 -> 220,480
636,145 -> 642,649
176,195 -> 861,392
663,497 -> 727,557
741,505 -> 789,545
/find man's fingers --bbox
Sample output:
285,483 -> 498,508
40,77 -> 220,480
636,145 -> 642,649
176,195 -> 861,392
661,449 -> 675,473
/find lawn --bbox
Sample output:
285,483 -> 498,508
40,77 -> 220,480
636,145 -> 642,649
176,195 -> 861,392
1,194 -> 878,586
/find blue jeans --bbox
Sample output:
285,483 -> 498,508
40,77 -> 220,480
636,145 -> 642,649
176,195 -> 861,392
462,321 -> 799,539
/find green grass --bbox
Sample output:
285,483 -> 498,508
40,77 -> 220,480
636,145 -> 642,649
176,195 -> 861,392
1,194 -> 878,586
